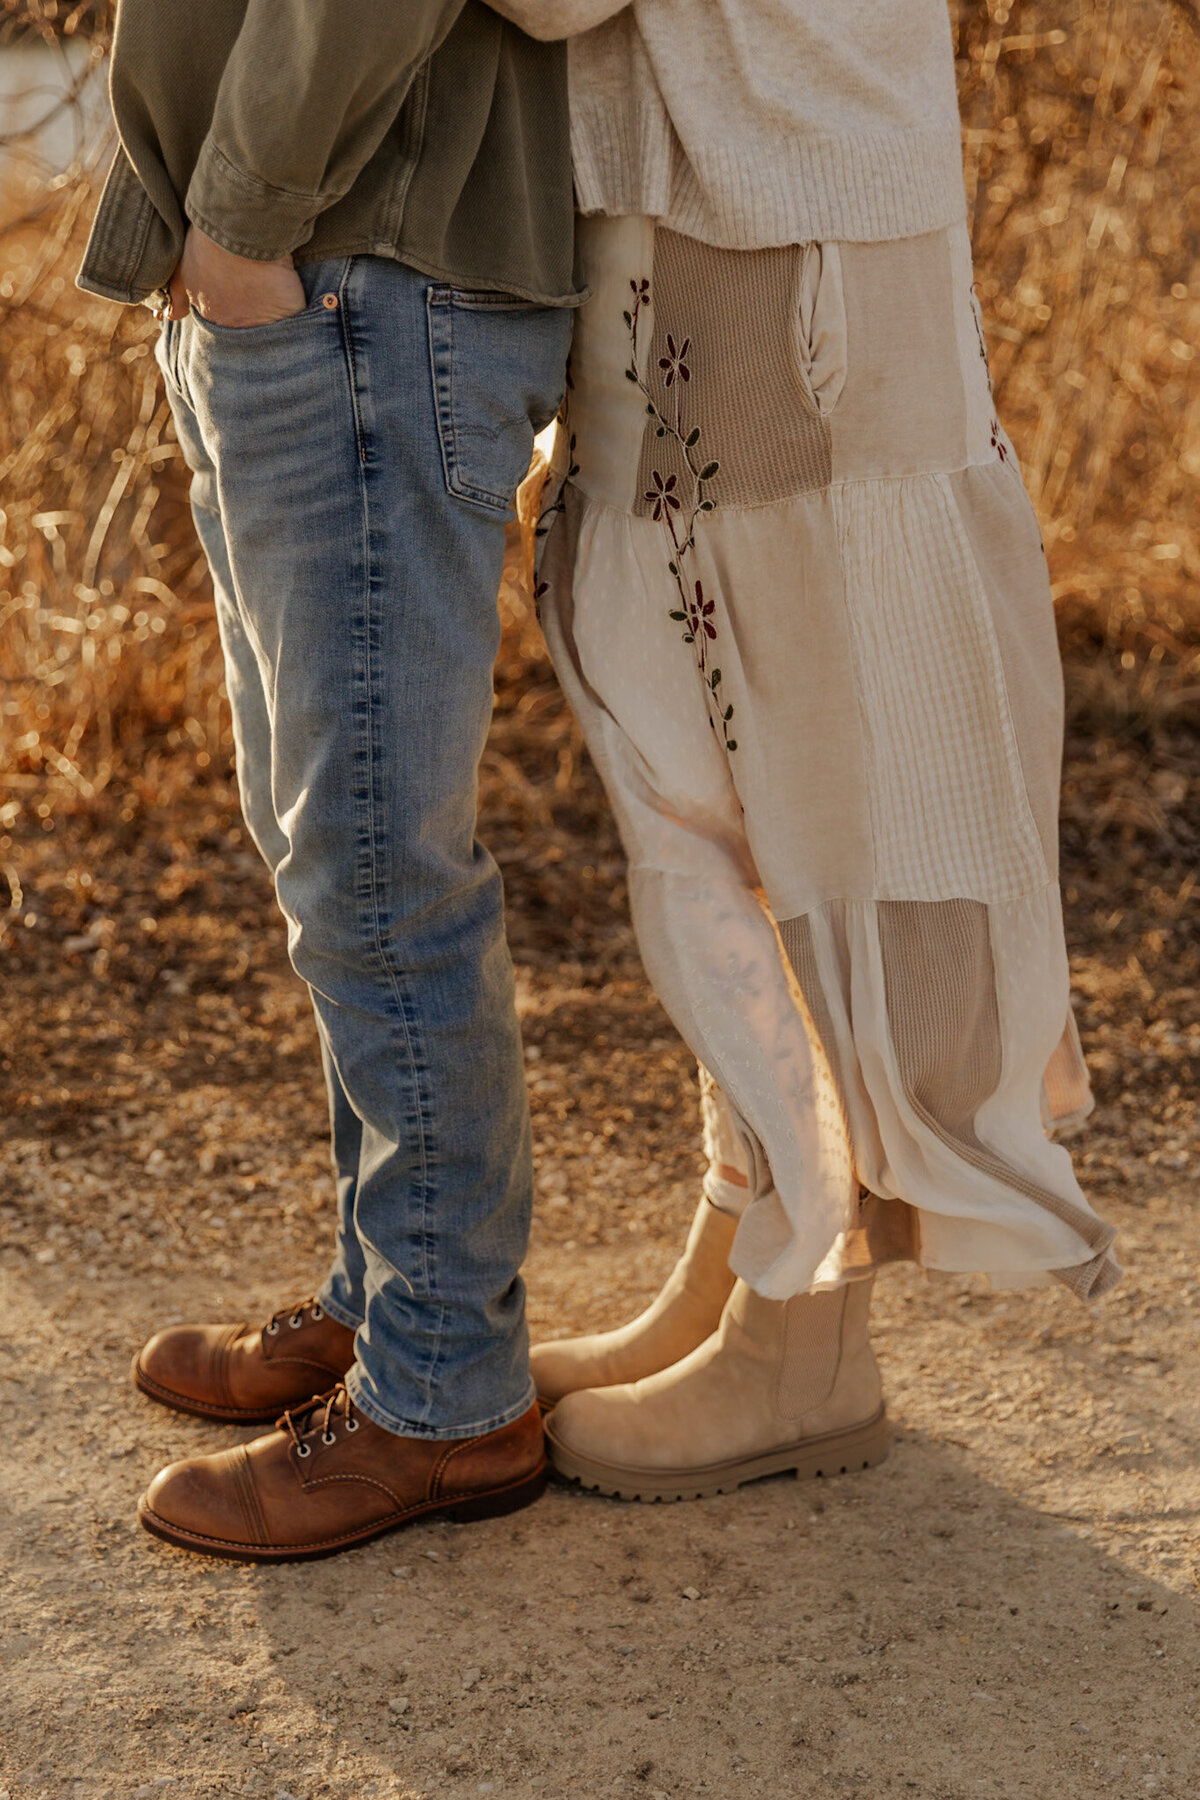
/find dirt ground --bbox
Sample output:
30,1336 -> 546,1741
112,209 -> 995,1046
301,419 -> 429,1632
2,683 -> 1198,1799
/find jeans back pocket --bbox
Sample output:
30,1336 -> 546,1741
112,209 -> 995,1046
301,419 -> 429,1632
427,287 -> 572,514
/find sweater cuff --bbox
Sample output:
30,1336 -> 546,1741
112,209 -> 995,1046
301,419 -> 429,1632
184,137 -> 324,262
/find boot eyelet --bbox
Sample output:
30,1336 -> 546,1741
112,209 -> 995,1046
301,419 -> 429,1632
295,1442 -> 311,1458
266,1322 -> 279,1336
321,1431 -> 336,1446
311,1305 -> 324,1320
289,1313 -> 303,1329
345,1417 -> 359,1433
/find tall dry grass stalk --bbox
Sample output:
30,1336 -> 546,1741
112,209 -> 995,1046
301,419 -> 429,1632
0,0 -> 1196,824
957,0 -> 1200,749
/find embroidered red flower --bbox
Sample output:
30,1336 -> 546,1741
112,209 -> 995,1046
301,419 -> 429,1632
644,470 -> 682,521
658,334 -> 691,388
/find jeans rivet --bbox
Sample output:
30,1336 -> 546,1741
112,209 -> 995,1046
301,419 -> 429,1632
321,293 -> 339,311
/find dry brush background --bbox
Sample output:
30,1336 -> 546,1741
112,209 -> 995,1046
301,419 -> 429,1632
1,5 -> 1199,1800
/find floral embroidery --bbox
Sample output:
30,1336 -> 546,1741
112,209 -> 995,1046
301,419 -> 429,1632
989,418 -> 1010,465
645,470 -> 681,521
624,278 -> 737,754
658,334 -> 691,388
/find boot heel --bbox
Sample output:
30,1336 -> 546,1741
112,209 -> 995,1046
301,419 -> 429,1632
442,1464 -> 548,1523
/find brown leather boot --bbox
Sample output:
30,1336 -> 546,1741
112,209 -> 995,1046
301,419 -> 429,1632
137,1387 -> 547,1563
132,1297 -> 357,1424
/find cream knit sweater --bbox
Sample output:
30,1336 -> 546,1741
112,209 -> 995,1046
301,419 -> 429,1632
486,1 -> 967,247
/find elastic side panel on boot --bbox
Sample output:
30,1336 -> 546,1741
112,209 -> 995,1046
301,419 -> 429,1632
774,1288 -> 845,1423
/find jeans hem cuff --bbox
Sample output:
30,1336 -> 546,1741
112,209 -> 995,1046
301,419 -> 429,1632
314,1289 -> 363,1332
345,1370 -> 538,1442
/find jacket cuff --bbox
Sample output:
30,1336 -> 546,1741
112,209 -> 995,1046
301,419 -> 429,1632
184,137 -> 324,261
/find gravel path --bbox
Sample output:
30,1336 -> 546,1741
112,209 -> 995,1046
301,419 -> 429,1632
2,744 -> 1196,1800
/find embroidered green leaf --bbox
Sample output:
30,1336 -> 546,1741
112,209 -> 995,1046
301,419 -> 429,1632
699,461 -> 720,481
710,669 -> 722,688
726,739 -> 738,751
656,427 -> 666,437
625,368 -> 637,382
669,610 -> 688,621
683,633 -> 695,644
724,706 -> 734,721
622,310 -> 632,326
668,561 -> 678,576
685,428 -> 701,447
698,500 -> 715,513
646,404 -> 656,416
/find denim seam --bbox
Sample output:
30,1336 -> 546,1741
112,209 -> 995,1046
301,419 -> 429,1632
346,1363 -> 537,1442
337,259 -> 368,466
351,322 -> 438,1386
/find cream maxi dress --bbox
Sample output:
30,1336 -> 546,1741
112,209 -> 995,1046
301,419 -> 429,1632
536,214 -> 1120,1303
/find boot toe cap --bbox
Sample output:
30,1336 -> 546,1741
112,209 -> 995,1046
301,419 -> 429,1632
135,1323 -> 225,1407
545,1384 -> 644,1467
141,1447 -> 254,1548
530,1337 -> 605,1406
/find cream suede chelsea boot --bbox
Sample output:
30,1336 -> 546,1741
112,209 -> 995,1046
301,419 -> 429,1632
531,1197 -> 738,1406
544,1276 -> 887,1501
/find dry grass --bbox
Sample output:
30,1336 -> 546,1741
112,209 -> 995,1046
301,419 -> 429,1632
0,0 -> 1196,850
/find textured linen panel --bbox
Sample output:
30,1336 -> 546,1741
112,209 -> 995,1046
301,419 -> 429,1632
877,899 -> 1116,1287
831,474 -> 1050,903
693,492 -> 875,915
831,229 -> 968,480
800,897 -> 1118,1290
632,231 -> 835,513
949,459 -> 1064,870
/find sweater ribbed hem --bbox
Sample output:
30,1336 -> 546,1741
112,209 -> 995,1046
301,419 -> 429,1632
571,108 -> 967,248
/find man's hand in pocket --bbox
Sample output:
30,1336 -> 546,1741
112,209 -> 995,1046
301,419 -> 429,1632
169,225 -> 307,327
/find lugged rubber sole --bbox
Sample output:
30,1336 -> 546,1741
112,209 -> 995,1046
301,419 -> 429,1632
544,1407 -> 889,1502
136,1461 -> 548,1563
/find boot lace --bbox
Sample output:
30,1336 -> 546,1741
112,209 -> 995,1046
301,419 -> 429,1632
264,1297 -> 325,1337
279,1383 -> 360,1457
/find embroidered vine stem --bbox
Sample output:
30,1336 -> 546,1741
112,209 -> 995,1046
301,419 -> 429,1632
624,278 -> 736,754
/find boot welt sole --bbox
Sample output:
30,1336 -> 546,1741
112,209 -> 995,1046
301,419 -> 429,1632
131,1353 -> 341,1426
544,1407 -> 889,1502
136,1460 -> 548,1563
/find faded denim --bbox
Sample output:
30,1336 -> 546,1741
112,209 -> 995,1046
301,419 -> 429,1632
158,254 -> 571,1438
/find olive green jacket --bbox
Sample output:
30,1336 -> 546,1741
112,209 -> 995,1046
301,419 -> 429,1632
77,0 -> 580,309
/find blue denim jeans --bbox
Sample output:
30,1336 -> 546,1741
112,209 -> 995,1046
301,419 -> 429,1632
158,255 -> 571,1438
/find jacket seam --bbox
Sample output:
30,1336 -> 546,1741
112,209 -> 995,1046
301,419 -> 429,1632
383,62 -> 431,248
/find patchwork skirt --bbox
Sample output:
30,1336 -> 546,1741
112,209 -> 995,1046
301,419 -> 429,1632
537,214 -> 1119,1302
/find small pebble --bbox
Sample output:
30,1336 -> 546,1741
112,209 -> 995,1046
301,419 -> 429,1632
681,1586 -> 701,1602
388,1697 -> 410,1716
462,1667 -> 482,1688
